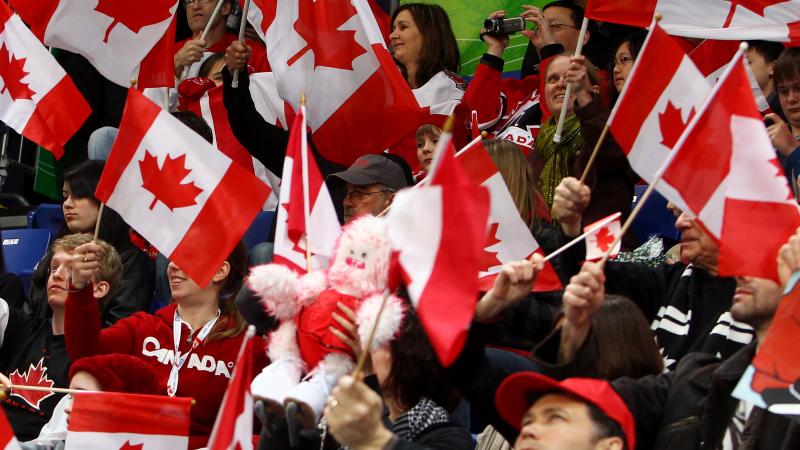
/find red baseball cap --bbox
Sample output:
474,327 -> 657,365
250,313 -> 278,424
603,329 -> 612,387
495,372 -> 635,450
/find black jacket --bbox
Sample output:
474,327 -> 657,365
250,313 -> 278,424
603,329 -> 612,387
613,342 -> 800,450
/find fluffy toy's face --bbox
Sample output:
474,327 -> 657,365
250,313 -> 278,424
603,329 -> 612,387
327,215 -> 391,296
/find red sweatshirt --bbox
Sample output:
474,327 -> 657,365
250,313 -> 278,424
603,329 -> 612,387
65,287 -> 267,449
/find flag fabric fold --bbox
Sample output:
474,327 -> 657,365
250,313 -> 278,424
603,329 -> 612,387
659,50 -> 800,281
0,0 -> 90,159
0,408 -> 21,450
272,104 -> 341,273
585,0 -> 800,45
455,138 -> 562,292
65,392 -> 191,450
95,88 -> 271,287
386,131 -> 490,366
207,327 -> 257,450
9,0 -> 178,87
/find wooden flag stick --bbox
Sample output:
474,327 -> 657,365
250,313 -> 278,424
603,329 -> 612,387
553,17 -> 589,143
93,203 -> 105,242
578,124 -> 609,185
180,0 -> 226,80
351,291 -> 389,380
231,0 -> 251,88
3,384 -> 90,396
299,95 -> 313,272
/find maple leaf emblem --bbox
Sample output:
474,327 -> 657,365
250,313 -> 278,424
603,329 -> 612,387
658,101 -> 694,149
723,0 -> 789,27
480,222 -> 503,269
286,0 -> 367,70
9,358 -> 55,410
95,0 -> 174,43
591,226 -> 615,253
119,442 -> 144,450
0,44 -> 35,101
139,151 -> 203,211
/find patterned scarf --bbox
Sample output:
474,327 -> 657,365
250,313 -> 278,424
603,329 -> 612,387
392,397 -> 450,442
534,114 -> 583,207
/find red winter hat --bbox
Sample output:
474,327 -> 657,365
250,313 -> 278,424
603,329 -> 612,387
69,354 -> 161,395
495,372 -> 635,450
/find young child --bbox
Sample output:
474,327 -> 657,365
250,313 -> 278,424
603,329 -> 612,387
414,124 -> 442,182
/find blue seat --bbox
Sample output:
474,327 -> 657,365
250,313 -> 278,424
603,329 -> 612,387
242,211 -> 275,250
630,185 -> 680,245
2,228 -> 51,294
28,203 -> 64,236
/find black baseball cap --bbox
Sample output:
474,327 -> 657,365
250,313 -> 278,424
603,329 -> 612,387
327,154 -> 409,191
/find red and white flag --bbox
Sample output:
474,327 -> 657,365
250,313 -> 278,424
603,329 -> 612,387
660,51 -> 800,281
689,39 -> 772,114
273,104 -> 341,273
0,408 -> 21,450
0,1 -> 90,159
583,212 -> 622,261
585,0 -> 800,45
456,139 -> 562,292
386,131 -> 490,366
9,0 -> 178,87
95,89 -> 271,286
207,326 -> 257,450
608,22 -> 712,203
181,80 -> 281,210
65,392 -> 191,450
248,0 -> 421,165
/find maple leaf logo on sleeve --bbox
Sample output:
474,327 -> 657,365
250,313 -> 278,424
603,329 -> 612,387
0,44 -> 35,101
658,101 -> 694,149
95,0 -> 174,43
723,0 -> 789,27
286,0 -> 367,70
139,151 -> 203,211
8,358 -> 55,410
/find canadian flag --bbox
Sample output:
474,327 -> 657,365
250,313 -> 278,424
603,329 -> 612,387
207,326 -> 257,450
386,131 -> 490,366
0,1 -> 90,159
455,139 -> 562,292
95,88 -> 271,286
585,0 -> 800,44
65,392 -> 191,450
660,50 -> 800,282
9,0 -> 178,87
608,22 -> 712,204
248,0 -> 421,166
688,39 -> 772,114
180,80 -> 281,210
0,408 -> 21,450
272,104 -> 341,273
584,212 -> 622,261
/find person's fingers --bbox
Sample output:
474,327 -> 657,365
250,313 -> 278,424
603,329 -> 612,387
332,311 -> 357,336
337,302 -> 358,322
765,112 -> 784,124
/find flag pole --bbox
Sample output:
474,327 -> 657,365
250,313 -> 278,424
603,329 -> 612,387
231,0 -> 251,89
351,291 -> 389,380
180,0 -> 226,80
299,95 -> 313,272
93,203 -> 105,242
578,124 -> 609,184
553,17 -> 589,143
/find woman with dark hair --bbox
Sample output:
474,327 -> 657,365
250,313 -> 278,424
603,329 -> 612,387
609,31 -> 646,104
325,308 -> 472,450
28,160 -> 154,325
65,239 -> 266,449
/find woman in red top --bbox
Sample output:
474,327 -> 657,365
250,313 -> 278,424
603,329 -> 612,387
64,240 -> 267,449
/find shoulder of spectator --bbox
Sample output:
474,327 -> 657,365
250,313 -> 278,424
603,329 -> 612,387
574,94 -> 607,121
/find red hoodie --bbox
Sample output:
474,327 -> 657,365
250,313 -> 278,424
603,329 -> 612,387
65,287 -> 267,449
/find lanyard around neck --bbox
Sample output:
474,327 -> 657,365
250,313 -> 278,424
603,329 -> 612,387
167,308 -> 220,397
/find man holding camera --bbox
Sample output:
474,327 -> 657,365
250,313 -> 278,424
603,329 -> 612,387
463,1 -> 591,152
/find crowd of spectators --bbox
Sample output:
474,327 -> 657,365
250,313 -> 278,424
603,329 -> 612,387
2,0 -> 800,449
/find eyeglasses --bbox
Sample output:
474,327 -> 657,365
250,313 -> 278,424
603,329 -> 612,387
344,189 -> 393,201
614,55 -> 634,67
548,22 -> 578,31
184,0 -> 216,6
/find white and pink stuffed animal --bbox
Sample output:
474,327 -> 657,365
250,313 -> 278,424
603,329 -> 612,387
247,215 -> 403,428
